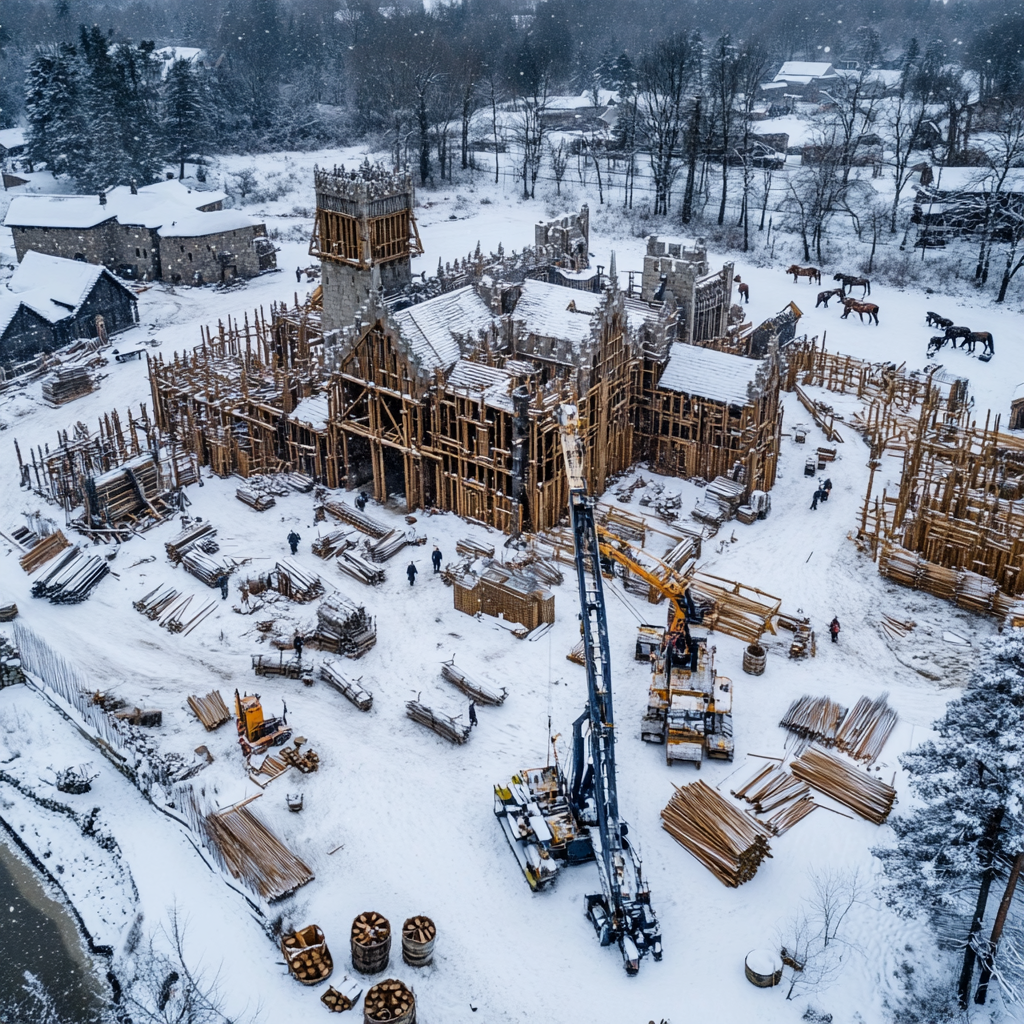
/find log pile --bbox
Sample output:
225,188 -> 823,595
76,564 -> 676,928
321,501 -> 389,538
183,551 -> 233,587
321,980 -> 363,1014
730,762 -> 817,836
274,559 -> 324,602
661,779 -> 772,886
313,593 -> 377,658
312,529 -> 356,559
41,366 -> 94,406
320,661 -> 373,711
281,925 -> 333,985
705,476 -> 748,519
165,522 -> 218,564
456,538 -> 494,558
187,690 -> 231,730
367,529 -> 410,563
282,472 -> 315,493
351,912 -> 391,975
440,659 -> 507,705
281,745 -> 320,773
790,746 -> 896,824
406,700 -> 471,744
31,548 -> 109,603
688,573 -> 782,645
401,916 -> 436,968
337,549 -> 386,586
834,694 -> 898,764
777,613 -> 815,659
0,602 -> 17,624
88,454 -> 165,527
780,695 -> 847,745
236,487 -> 276,511
363,980 -> 415,1024
18,530 -> 70,573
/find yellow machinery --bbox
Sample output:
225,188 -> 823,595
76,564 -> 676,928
233,689 -> 292,757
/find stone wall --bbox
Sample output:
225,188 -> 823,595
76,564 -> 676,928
160,226 -> 273,285
321,263 -> 375,332
12,221 -> 160,280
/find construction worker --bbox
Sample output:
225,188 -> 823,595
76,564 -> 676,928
829,617 -> 841,643
810,487 -> 824,510
218,575 -> 229,600
822,478 -> 833,501
407,561 -> 418,587
431,545 -> 442,573
355,491 -> 369,512
294,633 -> 304,660
296,266 -> 302,283
287,530 -> 300,555
469,701 -> 478,727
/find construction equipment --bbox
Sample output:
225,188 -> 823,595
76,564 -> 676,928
233,689 -> 292,757
495,404 -> 661,974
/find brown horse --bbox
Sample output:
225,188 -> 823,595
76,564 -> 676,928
734,275 -> 750,303
787,264 -> 821,284
833,272 -> 871,296
840,297 -> 879,325
816,288 -> 843,308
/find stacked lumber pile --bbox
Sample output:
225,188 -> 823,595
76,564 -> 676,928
321,501 -> 389,538
19,530 -> 70,573
0,601 -> 17,623
730,761 -> 816,835
165,522 -> 217,564
312,529 -> 356,559
440,659 -> 507,705
688,573 -> 782,645
313,593 -> 377,658
163,594 -> 217,635
337,549 -> 386,586
42,366 -> 93,406
777,613 -> 814,658
834,694 -> 898,764
320,661 -> 373,711
367,529 -> 410,563
705,476 -> 747,519
880,614 -> 915,641
406,700 -> 471,744
790,746 -> 896,824
183,551 -> 233,587
134,585 -> 181,619
31,547 -> 109,603
236,487 -> 275,512
89,454 -> 164,524
187,690 -> 231,730
780,695 -> 847,745
282,472 -> 315,493
456,538 -> 494,558
274,560 -> 324,602
661,779 -> 773,886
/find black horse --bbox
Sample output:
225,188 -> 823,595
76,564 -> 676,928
926,311 -> 953,329
944,325 -> 972,346
927,335 -> 948,357
834,272 -> 871,296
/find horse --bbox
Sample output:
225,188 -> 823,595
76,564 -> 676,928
944,325 -> 972,346
734,275 -> 750,303
840,297 -> 880,324
926,311 -> 953,329
816,288 -> 844,308
927,335 -> 948,357
967,331 -> 994,355
834,272 -> 871,296
787,264 -> 821,284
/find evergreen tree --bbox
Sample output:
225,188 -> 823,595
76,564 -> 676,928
876,632 -> 1024,1007
164,57 -> 210,179
24,43 -> 88,177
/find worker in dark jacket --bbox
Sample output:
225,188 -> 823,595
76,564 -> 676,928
469,701 -> 478,727
822,478 -> 833,501
294,633 -> 304,660
296,266 -> 302,283
407,561 -> 418,586
810,488 -> 824,510
431,546 -> 443,573
829,617 -> 840,643
218,575 -> 229,600
287,530 -> 300,555
355,491 -> 369,512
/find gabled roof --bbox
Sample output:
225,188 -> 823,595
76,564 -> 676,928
446,359 -> 515,413
510,278 -> 602,347
0,127 -> 27,151
391,286 -> 496,373
773,61 -> 837,84
159,210 -> 257,237
658,343 -> 761,405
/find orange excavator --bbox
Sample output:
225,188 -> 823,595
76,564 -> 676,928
233,689 -> 292,757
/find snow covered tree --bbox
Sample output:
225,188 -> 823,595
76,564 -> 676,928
24,44 -> 88,178
876,631 -> 1024,1008
164,56 -> 210,180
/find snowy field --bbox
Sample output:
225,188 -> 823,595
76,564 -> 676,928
0,148 -> 1018,1023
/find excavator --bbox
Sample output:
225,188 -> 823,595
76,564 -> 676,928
233,689 -> 292,757
493,404 -> 662,974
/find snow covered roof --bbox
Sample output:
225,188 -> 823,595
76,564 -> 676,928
4,178 -> 228,231
290,395 -> 331,431
391,286 -> 496,372
773,61 -> 837,84
926,167 -> 1024,194
623,297 -> 666,332
657,343 -> 761,405
446,360 -> 515,412
153,46 -> 203,78
511,279 -> 602,347
0,127 -> 27,151
158,210 -> 257,237
864,68 -> 903,88
544,90 -> 619,111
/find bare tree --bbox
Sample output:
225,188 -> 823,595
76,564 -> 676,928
707,33 -> 743,227
732,40 -> 773,250
819,71 -> 881,185
884,71 -> 930,232
549,139 -> 569,196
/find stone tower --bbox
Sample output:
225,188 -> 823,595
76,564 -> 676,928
309,163 -> 422,332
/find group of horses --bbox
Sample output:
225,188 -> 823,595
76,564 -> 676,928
786,265 -> 881,325
925,311 -> 994,358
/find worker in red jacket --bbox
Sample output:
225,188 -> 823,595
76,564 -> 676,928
829,617 -> 841,643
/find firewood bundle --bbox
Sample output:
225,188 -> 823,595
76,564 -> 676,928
41,366 -> 94,406
834,694 -> 898,764
165,522 -> 217,564
790,746 -> 896,824
236,487 -> 275,511
18,530 -> 70,573
352,912 -> 391,948
320,661 -> 373,711
363,980 -> 415,1024
274,559 -> 324,602
401,916 -> 436,967
182,551 -> 232,587
314,593 -> 377,659
281,746 -> 320,773
367,529 -> 410,563
402,917 -> 435,945
321,501 -> 390,538
779,695 -> 847,745
321,980 -> 362,1014
312,529 -> 356,559
406,700 -> 471,744
337,549 -> 386,586
440,659 -> 507,705
456,537 -> 494,558
187,690 -> 231,730
31,548 -> 109,603
660,779 -> 773,887
281,925 -> 333,985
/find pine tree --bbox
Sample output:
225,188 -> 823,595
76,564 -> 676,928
164,57 -> 210,180
876,632 -> 1024,1007
25,44 -> 89,178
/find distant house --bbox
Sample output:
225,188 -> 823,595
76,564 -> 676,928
912,167 -> 1024,239
538,90 -> 618,130
0,127 -> 27,161
0,252 -> 138,367
771,61 -> 841,102
4,178 -> 275,282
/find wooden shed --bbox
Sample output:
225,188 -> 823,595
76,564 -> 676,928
453,564 -> 554,631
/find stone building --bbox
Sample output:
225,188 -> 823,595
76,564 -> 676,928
159,211 -> 276,284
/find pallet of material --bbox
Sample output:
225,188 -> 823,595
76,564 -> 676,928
705,476 -> 747,518
236,487 -> 276,511
440,659 -> 507,705
789,746 -> 896,824
313,592 -> 377,658
42,366 -> 94,406
18,530 -> 70,573
780,695 -> 847,745
834,694 -> 897,764
30,548 -> 109,603
456,537 -> 495,558
661,779 -> 773,887
274,559 -> 324,602
320,661 -> 373,711
320,501 -> 389,538
187,690 -> 231,730
406,700 -> 471,744
252,653 -> 304,679
183,551 -> 232,587
367,529 -> 410,563
312,529 -> 356,559
165,522 -> 218,564
202,800 -> 314,901
283,472 -> 315,493
336,549 -> 386,586
0,602 -> 17,622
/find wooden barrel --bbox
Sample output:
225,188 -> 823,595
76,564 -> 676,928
401,916 -> 436,967
363,979 -> 415,1024
351,912 -> 391,975
742,643 -> 766,676
744,949 -> 783,988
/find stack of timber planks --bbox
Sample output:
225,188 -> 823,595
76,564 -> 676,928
313,593 -> 377,658
834,694 -> 898,764
274,559 -> 324,602
312,529 -> 356,559
321,501 -> 389,538
320,661 -> 373,711
790,746 -> 896,824
440,659 -> 507,705
42,366 -> 94,406
688,572 -> 782,645
187,690 -> 231,730
367,529 -> 410,563
236,487 -> 275,511
406,700 -> 471,744
183,551 -> 232,587
661,779 -> 773,886
336,549 -> 386,586
18,530 -> 70,573
31,547 -> 109,603
780,695 -> 846,745
730,761 -> 816,836
456,538 -> 494,558
166,522 -> 217,564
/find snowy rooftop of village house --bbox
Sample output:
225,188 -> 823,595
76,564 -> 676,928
391,285 -> 496,372
4,179 -> 229,231
657,342 -> 760,405
510,278 -> 603,346
917,166 -> 1024,193
0,126 -> 26,150
544,89 -> 618,110
446,359 -> 515,413
773,61 -> 838,84
158,210 -> 258,238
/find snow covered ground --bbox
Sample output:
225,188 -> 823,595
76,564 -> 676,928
0,148 -> 1017,1023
